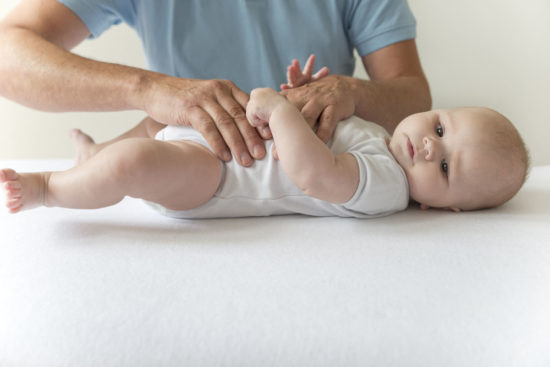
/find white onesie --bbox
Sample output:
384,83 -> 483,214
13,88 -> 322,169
148,116 -> 409,219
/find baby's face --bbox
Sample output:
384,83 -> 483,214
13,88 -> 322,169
388,108 -> 504,211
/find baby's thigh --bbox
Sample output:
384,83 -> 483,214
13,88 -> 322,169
139,139 -> 223,211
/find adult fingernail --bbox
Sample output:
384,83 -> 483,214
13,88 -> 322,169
222,151 -> 232,161
253,144 -> 265,158
240,152 -> 252,166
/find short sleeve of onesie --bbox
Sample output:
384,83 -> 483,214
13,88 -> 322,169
344,150 -> 409,216
327,117 -> 409,217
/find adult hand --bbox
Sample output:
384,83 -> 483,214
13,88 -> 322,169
280,74 -> 356,144
144,76 -> 268,166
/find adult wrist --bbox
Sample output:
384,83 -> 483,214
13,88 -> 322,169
128,68 -> 162,112
342,74 -> 362,112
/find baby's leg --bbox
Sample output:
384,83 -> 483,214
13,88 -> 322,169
1,138 -> 222,213
71,116 -> 165,165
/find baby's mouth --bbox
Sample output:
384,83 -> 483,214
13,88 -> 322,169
407,137 -> 415,160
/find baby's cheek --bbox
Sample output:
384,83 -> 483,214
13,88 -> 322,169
407,170 -> 439,204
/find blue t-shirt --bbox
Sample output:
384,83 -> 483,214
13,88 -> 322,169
58,0 -> 416,92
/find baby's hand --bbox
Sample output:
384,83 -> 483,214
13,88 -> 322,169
246,88 -> 288,128
280,54 -> 330,90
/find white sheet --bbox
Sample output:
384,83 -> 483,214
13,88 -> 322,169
1,160 -> 550,367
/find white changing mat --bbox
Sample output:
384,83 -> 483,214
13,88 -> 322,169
1,160 -> 549,367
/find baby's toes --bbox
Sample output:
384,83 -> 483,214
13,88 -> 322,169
3,180 -> 22,192
7,203 -> 23,214
0,168 -> 18,182
3,183 -> 22,202
6,197 -> 22,210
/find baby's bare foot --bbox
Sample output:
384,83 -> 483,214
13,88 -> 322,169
69,128 -> 100,165
0,168 -> 47,213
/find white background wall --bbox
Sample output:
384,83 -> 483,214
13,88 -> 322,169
1,0 -> 549,165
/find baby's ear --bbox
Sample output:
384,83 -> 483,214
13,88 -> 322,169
445,207 -> 461,213
419,203 -> 461,212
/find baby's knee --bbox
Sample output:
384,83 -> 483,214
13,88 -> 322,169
105,139 -> 157,182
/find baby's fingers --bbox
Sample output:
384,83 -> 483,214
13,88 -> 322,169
302,54 -> 316,78
312,66 -> 330,81
286,59 -> 302,86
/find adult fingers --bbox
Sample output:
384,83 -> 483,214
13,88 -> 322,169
316,105 -> 338,143
201,100 -> 254,166
231,83 -> 250,110
188,106 -> 231,162
300,98 -> 324,129
216,91 -> 266,164
233,82 -> 270,138
280,87 -> 307,112
257,125 -> 272,140
228,93 -> 266,160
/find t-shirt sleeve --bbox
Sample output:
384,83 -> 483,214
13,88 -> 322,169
344,150 -> 409,216
345,0 -> 416,56
57,0 -> 136,39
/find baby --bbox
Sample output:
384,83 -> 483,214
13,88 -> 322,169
0,60 -> 529,218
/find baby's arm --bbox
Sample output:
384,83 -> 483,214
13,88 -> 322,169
247,88 -> 358,204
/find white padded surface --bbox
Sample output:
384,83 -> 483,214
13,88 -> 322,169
1,160 -> 549,367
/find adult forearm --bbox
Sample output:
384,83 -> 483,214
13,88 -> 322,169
351,75 -> 432,134
0,26 -> 147,112
0,15 -> 263,166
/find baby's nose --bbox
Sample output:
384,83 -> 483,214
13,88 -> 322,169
423,137 -> 436,161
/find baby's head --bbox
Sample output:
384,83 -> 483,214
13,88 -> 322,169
388,107 -> 529,211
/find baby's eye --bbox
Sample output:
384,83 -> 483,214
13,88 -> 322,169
441,159 -> 449,175
436,123 -> 444,137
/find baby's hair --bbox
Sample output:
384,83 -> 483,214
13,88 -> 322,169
472,108 -> 530,210
493,111 -> 531,184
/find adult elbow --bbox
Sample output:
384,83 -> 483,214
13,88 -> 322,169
415,74 -> 432,111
